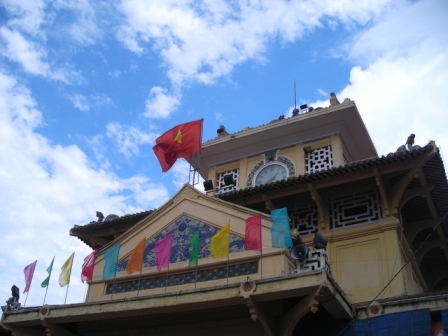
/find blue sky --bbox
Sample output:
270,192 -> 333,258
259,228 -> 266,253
0,0 -> 447,307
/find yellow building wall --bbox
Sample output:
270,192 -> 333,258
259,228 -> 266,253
328,218 -> 414,303
208,135 -> 348,190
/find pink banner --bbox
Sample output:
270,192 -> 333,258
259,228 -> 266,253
23,260 -> 37,293
155,233 -> 173,271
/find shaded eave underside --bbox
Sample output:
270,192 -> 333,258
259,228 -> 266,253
1,271 -> 352,329
69,210 -> 155,249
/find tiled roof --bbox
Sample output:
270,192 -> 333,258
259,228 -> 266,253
71,209 -> 155,233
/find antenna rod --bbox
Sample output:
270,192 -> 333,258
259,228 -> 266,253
294,80 -> 297,109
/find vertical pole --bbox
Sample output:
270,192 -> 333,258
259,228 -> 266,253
226,254 -> 229,285
110,274 -> 117,300
24,292 -> 29,307
136,269 -> 143,297
165,264 -> 170,293
64,284 -> 70,304
194,264 -> 198,289
43,286 -> 49,306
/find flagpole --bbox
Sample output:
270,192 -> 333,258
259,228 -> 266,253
194,263 -> 198,289
43,285 -> 49,305
110,274 -> 117,300
226,254 -> 230,285
83,283 -> 88,302
24,292 -> 29,307
136,269 -> 143,297
64,283 -> 70,304
164,264 -> 170,293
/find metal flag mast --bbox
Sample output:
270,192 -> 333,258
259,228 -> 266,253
189,118 -> 204,187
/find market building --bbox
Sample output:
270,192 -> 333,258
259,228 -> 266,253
2,93 -> 448,335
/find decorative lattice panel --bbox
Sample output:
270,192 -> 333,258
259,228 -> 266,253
295,249 -> 331,274
330,190 -> 382,229
216,169 -> 239,194
107,261 -> 259,294
288,204 -> 318,236
305,146 -> 333,173
117,216 -> 245,272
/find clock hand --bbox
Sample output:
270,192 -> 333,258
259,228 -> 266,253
267,173 -> 278,182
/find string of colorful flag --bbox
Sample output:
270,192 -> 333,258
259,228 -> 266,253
19,208 -> 292,304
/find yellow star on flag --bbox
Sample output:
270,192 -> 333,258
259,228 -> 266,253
174,129 -> 184,144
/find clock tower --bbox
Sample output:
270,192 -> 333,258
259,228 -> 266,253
192,94 -> 376,201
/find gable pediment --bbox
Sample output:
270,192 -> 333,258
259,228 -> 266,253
97,184 -> 273,277
117,214 -> 246,272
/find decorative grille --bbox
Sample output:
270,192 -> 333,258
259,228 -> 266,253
295,249 -> 331,274
288,204 -> 318,236
305,146 -> 333,173
330,190 -> 382,229
216,169 -> 239,194
107,261 -> 259,294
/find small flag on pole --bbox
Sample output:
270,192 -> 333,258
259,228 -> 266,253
126,238 -> 146,274
23,260 -> 37,293
188,229 -> 200,267
245,214 -> 262,252
210,222 -> 230,259
155,233 -> 173,271
103,245 -> 120,280
81,250 -> 97,283
41,257 -> 54,288
59,252 -> 75,287
271,208 -> 293,248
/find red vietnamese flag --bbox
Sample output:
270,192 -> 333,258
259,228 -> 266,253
245,214 -> 262,252
153,119 -> 203,172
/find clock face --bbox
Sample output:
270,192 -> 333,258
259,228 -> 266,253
254,164 -> 288,186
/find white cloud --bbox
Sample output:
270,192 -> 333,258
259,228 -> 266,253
1,0 -> 48,37
106,122 -> 155,157
55,0 -> 104,45
68,93 -> 90,111
67,93 -> 113,112
312,0 -> 448,156
0,27 -> 50,77
143,86 -> 181,119
117,0 -> 399,87
347,0 -> 448,65
0,71 -> 170,305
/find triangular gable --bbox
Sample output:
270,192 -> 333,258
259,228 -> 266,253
95,183 -> 274,282
117,215 -> 246,272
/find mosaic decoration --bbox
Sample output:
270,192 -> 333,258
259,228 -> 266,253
296,249 -> 331,274
106,261 -> 259,294
117,216 -> 246,272
288,204 -> 318,236
216,169 -> 239,195
330,190 -> 382,229
305,146 -> 333,173
246,154 -> 295,187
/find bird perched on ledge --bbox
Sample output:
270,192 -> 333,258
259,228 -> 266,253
406,134 -> 415,150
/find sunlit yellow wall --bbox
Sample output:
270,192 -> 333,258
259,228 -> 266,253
209,135 -> 347,189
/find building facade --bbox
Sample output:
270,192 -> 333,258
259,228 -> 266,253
2,94 -> 448,335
